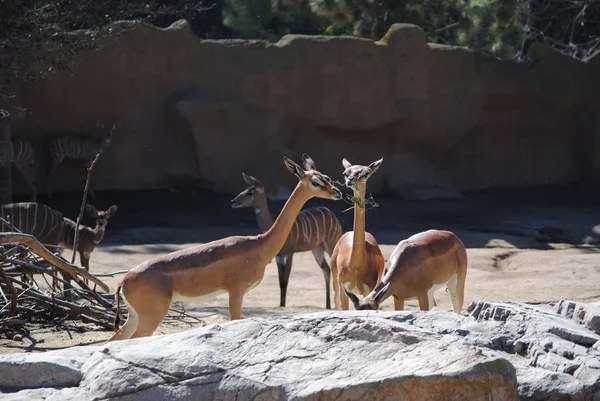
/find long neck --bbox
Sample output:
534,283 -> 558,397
257,183 -> 310,261
253,193 -> 275,232
92,220 -> 106,244
351,182 -> 367,264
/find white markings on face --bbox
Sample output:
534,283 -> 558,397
343,281 -> 352,290
362,283 -> 370,296
310,176 -> 325,189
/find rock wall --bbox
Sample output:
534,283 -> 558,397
8,21 -> 600,200
1,301 -> 599,400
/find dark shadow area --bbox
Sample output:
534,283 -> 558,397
13,183 -> 600,250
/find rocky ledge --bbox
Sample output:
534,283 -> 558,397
0,300 -> 599,400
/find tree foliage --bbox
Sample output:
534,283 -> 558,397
0,0 -> 228,99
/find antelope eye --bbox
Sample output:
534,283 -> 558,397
311,177 -> 323,187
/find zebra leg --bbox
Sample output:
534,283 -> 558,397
311,244 -> 331,309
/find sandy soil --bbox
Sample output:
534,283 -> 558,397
1,187 -> 599,353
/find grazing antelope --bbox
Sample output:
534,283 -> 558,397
107,154 -> 342,342
230,172 -> 342,309
46,123 -> 115,195
0,202 -> 118,281
344,229 -> 468,313
11,137 -> 37,202
330,158 -> 385,310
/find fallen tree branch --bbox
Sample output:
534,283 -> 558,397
0,266 -> 17,316
0,233 -> 109,292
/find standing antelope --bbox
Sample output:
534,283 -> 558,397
330,158 -> 385,310
11,136 -> 37,202
230,172 -> 342,309
107,154 -> 342,342
46,123 -> 115,195
344,229 -> 468,313
0,202 -> 118,279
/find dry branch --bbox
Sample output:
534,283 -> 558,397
0,233 -> 109,291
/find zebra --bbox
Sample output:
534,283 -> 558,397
45,123 -> 116,196
11,136 -> 37,202
0,202 -> 118,285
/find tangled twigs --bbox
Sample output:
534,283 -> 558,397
0,264 -> 16,316
0,239 -> 115,332
0,233 -> 109,292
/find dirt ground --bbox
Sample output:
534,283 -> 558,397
1,186 -> 599,354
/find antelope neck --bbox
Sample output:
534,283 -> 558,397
92,221 -> 106,245
257,183 -> 310,262
253,193 -> 275,232
351,182 -> 367,266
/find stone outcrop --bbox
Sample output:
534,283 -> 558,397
4,21 -> 599,200
1,301 -> 599,400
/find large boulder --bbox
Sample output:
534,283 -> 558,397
0,300 -> 598,400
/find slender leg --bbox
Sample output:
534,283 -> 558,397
393,296 -> 404,311
106,299 -> 139,342
130,296 -> 171,339
340,284 -> 350,310
79,252 -> 90,286
311,244 -> 331,309
447,274 -> 461,314
427,287 -> 437,310
46,156 -> 63,198
417,294 -> 430,311
330,257 -> 341,310
228,290 -> 244,320
276,255 -> 292,307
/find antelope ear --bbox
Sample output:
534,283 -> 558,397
372,282 -> 390,307
242,172 -> 253,186
283,156 -> 305,179
302,153 -> 317,171
342,158 -> 352,169
85,204 -> 98,217
343,287 -> 361,310
106,205 -> 118,218
368,158 -> 383,174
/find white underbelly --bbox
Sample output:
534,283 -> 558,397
172,289 -> 227,305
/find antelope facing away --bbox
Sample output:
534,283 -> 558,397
0,202 -> 118,281
11,136 -> 37,202
230,172 -> 342,309
344,229 -> 468,313
330,158 -> 385,310
46,123 -> 115,195
107,154 -> 342,342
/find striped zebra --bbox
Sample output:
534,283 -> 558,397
230,172 -> 343,309
11,136 -> 37,202
0,202 -> 118,282
46,124 -> 115,195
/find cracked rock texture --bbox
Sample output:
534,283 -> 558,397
1,301 -> 599,400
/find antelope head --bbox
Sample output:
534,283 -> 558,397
344,283 -> 389,310
86,204 -> 119,230
341,157 -> 383,189
230,173 -> 266,209
284,154 -> 342,201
